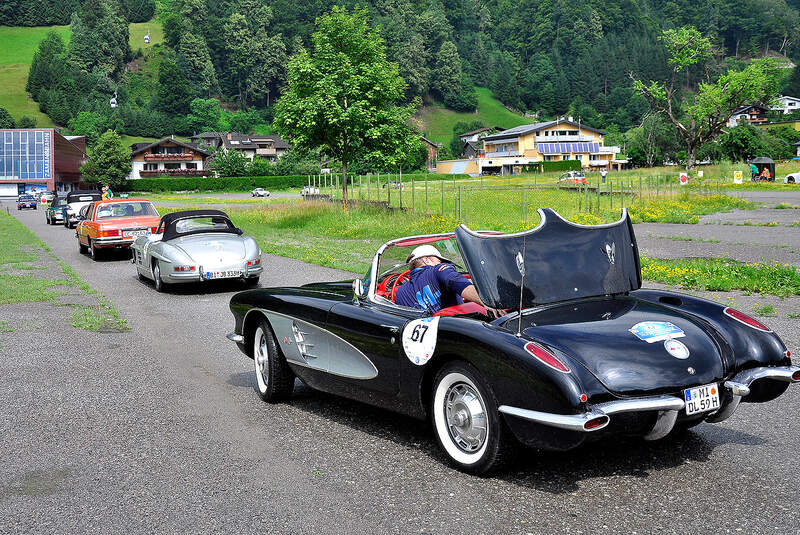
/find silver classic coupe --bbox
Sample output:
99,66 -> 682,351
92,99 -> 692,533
131,209 -> 262,292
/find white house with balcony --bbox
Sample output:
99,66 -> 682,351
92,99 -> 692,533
189,132 -> 290,162
129,138 -> 211,179
771,95 -> 800,115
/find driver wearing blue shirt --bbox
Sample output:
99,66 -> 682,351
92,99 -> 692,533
395,245 -> 503,317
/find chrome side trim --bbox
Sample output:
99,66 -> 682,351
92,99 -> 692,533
729,365 -> 800,388
226,332 -> 244,343
497,405 -> 609,432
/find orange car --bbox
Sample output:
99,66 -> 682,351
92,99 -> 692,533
76,198 -> 161,260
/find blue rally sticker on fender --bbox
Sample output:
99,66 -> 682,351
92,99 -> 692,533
628,321 -> 685,343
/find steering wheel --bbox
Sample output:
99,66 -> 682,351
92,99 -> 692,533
389,270 -> 411,302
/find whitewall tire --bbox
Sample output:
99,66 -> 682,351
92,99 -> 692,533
252,318 -> 294,402
431,362 -> 514,475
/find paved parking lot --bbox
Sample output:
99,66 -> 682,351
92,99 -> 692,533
1,201 -> 798,534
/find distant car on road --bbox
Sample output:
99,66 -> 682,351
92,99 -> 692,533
39,191 -> 55,204
76,199 -> 161,260
300,186 -> 320,197
63,190 -> 102,229
17,194 -> 37,210
783,172 -> 800,184
131,209 -> 262,292
45,196 -> 67,224
251,187 -> 270,197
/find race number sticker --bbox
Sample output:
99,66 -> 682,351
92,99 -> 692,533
629,321 -> 685,343
402,317 -> 440,365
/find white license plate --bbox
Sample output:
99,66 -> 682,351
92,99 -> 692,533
123,230 -> 150,238
204,270 -> 242,280
684,383 -> 720,415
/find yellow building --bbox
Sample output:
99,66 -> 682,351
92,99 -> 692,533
436,119 -> 622,175
479,119 -> 619,175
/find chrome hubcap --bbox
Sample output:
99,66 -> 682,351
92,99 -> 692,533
444,382 -> 487,453
256,331 -> 269,380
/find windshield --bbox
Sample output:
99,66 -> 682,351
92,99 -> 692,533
95,201 -> 158,220
369,235 -> 469,301
174,216 -> 234,234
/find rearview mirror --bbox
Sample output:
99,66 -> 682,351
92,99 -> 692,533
353,278 -> 366,298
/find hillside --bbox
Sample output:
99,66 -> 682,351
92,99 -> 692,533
0,21 -> 161,128
0,25 -> 70,126
417,88 -> 533,147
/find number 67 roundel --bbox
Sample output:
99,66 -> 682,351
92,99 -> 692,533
402,317 -> 440,365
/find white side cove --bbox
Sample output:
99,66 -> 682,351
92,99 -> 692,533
257,310 -> 378,380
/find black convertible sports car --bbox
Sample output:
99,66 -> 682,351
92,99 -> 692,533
226,208 -> 798,474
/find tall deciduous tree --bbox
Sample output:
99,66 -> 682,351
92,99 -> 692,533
274,6 -> 417,205
80,130 -> 131,188
633,26 -> 782,169
178,32 -> 219,97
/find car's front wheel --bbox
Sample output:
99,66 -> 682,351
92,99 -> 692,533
431,361 -> 514,475
252,318 -> 294,402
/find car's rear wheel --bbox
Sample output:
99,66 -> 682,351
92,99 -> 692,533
252,318 -> 294,402
88,239 -> 100,260
78,237 -> 88,254
431,361 -> 515,475
152,262 -> 166,292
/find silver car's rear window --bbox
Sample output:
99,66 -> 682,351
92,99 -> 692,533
174,217 -> 233,233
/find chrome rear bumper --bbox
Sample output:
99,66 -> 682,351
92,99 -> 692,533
499,365 -> 800,436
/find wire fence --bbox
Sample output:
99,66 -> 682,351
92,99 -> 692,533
304,173 -> 727,228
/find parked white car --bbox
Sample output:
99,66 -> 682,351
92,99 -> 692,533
783,172 -> 800,184
251,187 -> 270,197
300,186 -> 320,196
63,190 -> 102,228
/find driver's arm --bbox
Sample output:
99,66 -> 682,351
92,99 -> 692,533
460,285 -> 505,318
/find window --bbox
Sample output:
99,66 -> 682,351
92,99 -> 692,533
185,163 -> 197,169
144,163 -> 158,171
96,202 -> 158,219
164,163 -> 181,170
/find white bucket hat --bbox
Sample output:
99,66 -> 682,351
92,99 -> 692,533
406,244 -> 452,265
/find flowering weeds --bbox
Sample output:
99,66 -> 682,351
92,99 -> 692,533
641,256 -> 800,297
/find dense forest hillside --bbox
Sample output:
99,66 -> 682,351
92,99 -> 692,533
7,0 -> 800,165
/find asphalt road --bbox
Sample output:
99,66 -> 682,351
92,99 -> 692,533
2,202 -> 799,534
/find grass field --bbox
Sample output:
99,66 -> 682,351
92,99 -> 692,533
417,87 -> 533,146
129,21 -> 163,52
0,20 -> 161,128
0,25 -> 71,126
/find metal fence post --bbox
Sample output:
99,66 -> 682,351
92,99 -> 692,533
411,175 -> 415,212
425,177 -> 429,213
388,175 -> 391,207
458,186 -> 462,220
521,188 -> 526,227
441,179 -> 445,216
399,176 -> 403,210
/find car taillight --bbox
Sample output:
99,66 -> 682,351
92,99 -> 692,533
151,227 -> 158,233
247,259 -> 261,266
98,230 -> 119,237
584,415 -> 609,430
723,307 -> 771,332
173,265 -> 195,272
524,341 -> 571,373
792,369 -> 800,381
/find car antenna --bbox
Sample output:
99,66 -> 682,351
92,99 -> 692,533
515,237 -> 526,337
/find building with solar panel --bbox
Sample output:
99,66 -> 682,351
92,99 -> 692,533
435,118 -> 625,176
0,129 -> 87,197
